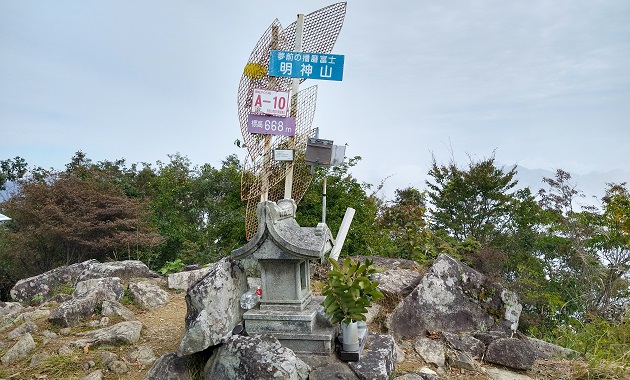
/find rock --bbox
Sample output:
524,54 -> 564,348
129,345 -> 157,366
446,350 -> 477,370
177,258 -> 247,356
167,266 -> 211,290
86,317 -> 110,328
1,332 -> 36,364
7,321 -> 38,340
0,301 -> 24,317
413,336 -> 445,367
10,259 -> 99,302
128,280 -> 170,309
48,293 -> 100,327
204,334 -> 310,380
395,371 -> 443,380
365,303 -> 381,324
100,351 -> 118,365
350,256 -> 419,270
108,360 -> 130,373
373,269 -> 423,298
144,352 -> 197,380
82,360 -> 96,371
75,260 -> 160,282
0,302 -> 25,333
298,353 -> 359,380
48,293 -> 73,304
101,299 -> 135,321
348,333 -> 398,380
74,277 -> 124,300
472,330 -> 507,345
527,336 -> 579,359
387,254 -> 522,338
486,367 -> 534,380
29,352 -> 49,367
440,332 -> 485,359
82,370 -> 104,380
74,320 -> 143,347
58,345 -> 74,355
41,329 -> 58,344
59,327 -> 72,336
484,337 -> 537,370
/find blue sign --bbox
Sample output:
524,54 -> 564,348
268,50 -> 344,81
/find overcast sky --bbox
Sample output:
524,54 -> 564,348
1,1 -> 629,199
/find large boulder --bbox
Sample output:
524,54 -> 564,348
204,334 -> 310,380
75,260 -> 160,282
73,277 -> 125,300
10,259 -> 99,302
167,267 -> 212,290
101,300 -> 135,321
177,258 -> 248,356
387,254 -> 522,338
484,337 -> 537,370
372,269 -> 422,298
348,333 -> 398,380
73,321 -> 143,348
128,280 -> 169,309
1,332 -> 36,364
144,352 -> 199,380
48,277 -> 124,327
48,293 -> 101,327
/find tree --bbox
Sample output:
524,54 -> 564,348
296,157 -> 382,256
590,182 -> 630,319
377,187 -> 435,262
0,156 -> 28,193
426,154 -> 519,247
0,169 -> 163,279
193,155 -> 247,261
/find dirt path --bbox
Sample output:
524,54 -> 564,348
123,290 -> 187,380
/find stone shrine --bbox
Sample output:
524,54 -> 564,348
231,199 -> 336,354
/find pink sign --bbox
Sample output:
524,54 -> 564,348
251,88 -> 290,117
247,114 -> 296,136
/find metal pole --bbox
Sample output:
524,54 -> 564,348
322,175 -> 327,224
261,24 -> 281,202
284,13 -> 304,200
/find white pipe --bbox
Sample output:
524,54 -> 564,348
329,207 -> 355,261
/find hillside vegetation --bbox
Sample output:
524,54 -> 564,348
1,151 -> 629,377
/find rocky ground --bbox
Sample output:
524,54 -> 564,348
0,257 -> 609,380
0,289 -> 186,380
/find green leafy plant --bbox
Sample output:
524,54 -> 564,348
321,257 -> 384,325
159,258 -> 184,275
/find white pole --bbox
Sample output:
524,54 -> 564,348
284,13 -> 304,200
329,207 -> 355,261
322,176 -> 327,224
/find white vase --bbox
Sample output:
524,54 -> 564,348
341,321 -> 359,352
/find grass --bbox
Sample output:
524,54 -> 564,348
546,316 -> 630,379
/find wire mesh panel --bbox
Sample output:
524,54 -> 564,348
237,2 -> 347,240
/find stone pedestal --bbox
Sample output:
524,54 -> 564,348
244,296 -> 335,354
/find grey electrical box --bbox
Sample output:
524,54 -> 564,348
305,138 -> 346,168
305,138 -> 333,167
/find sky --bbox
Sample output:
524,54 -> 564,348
1,1 -> 629,200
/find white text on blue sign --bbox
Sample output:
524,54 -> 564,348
268,50 -> 344,81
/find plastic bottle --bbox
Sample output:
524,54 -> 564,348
240,287 -> 262,310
